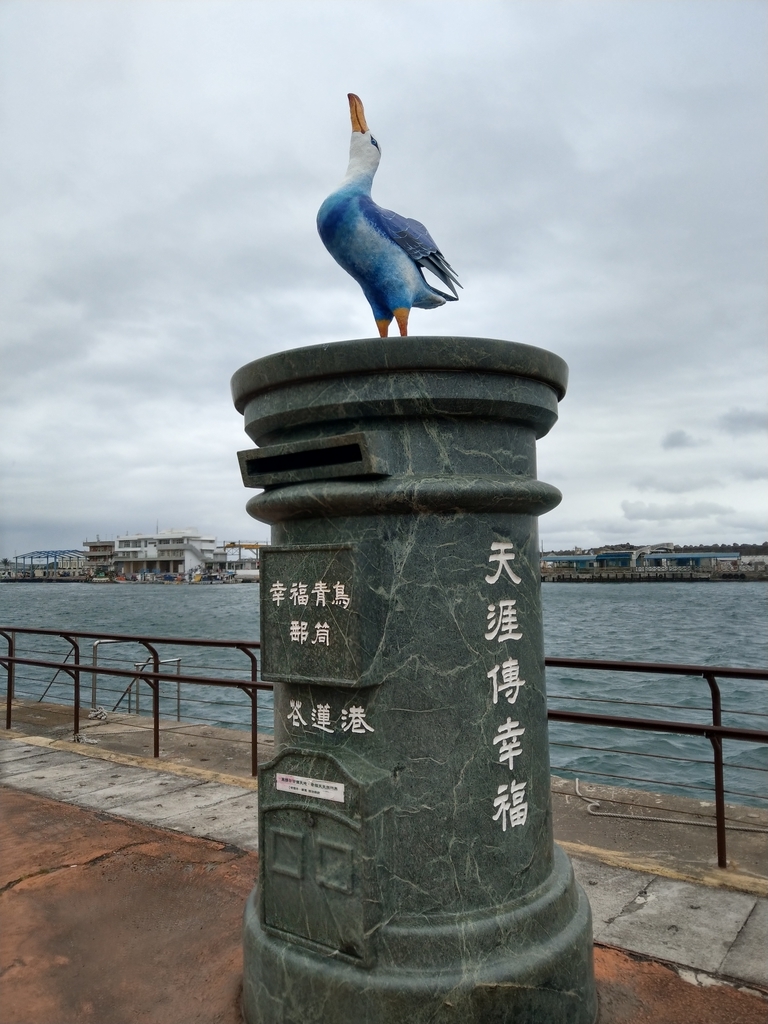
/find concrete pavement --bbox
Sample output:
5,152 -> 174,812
4,783 -> 767,1024
0,736 -> 260,852
2,733 -> 766,998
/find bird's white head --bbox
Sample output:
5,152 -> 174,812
343,93 -> 381,188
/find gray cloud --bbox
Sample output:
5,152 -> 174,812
718,408 -> 768,435
661,430 -> 701,450
634,476 -> 719,494
621,500 -> 734,522
1,0 -> 766,554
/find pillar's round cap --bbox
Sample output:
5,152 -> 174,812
231,337 -> 568,413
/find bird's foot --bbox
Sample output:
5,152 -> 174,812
393,308 -> 409,337
376,318 -> 391,338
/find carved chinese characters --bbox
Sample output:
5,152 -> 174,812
269,578 -> 350,650
261,545 -> 376,736
285,697 -> 375,737
260,546 -> 360,686
483,540 -> 530,832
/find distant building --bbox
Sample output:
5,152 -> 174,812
111,529 -> 216,575
541,544 -> 742,573
82,538 -> 115,572
208,541 -> 268,579
641,551 -> 739,568
540,553 -> 597,569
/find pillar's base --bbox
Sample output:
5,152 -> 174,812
242,845 -> 597,1024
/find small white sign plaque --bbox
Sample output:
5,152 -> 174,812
275,772 -> 345,803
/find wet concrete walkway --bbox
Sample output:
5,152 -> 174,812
2,728 -> 767,1022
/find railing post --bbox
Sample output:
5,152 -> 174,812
708,733 -> 727,868
176,660 -> 181,722
250,688 -> 258,777
141,643 -> 161,758
64,636 -> 81,739
704,671 -> 727,868
238,645 -> 260,777
152,680 -> 160,757
2,630 -> 15,730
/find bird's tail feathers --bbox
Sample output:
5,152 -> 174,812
417,253 -> 462,299
413,284 -> 456,309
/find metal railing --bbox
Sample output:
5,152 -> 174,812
111,657 -> 182,718
545,657 -> 768,868
0,626 -> 266,776
1,627 -> 766,867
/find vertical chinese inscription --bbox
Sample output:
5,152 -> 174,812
482,541 -> 530,832
261,546 -> 359,686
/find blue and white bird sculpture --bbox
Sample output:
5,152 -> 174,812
317,94 -> 461,337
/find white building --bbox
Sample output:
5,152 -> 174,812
112,529 -> 216,576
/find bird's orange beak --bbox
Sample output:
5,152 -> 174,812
348,93 -> 369,134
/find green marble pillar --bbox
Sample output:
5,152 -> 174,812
232,337 -> 596,1024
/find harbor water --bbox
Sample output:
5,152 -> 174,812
1,581 -> 766,806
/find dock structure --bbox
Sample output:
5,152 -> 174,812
9,549 -> 86,581
541,546 -> 766,582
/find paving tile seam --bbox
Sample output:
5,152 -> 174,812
1,775 -> 258,835
3,759 -> 142,784
0,780 -> 259,857
92,806 -> 258,853
560,840 -> 768,898
710,893 -> 760,978
600,880 -> 654,929
1,732 -> 259,790
594,942 -> 768,1000
723,902 -> 765,962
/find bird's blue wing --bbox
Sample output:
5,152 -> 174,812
360,198 -> 462,298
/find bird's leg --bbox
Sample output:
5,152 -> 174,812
393,307 -> 409,337
376,318 -> 391,338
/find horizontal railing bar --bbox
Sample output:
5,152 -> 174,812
549,694 -> 768,720
551,742 -> 767,774
14,685 -> 269,710
0,656 -> 269,690
550,695 -> 717,713
550,766 -> 716,793
545,656 -> 768,681
0,626 -> 259,649
6,655 -> 767,742
547,708 -> 768,743
4,634 -> 763,681
722,790 -> 768,803
549,741 -> 716,766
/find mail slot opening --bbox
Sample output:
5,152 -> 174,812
247,443 -> 363,477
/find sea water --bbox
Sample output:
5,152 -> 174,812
1,581 -> 766,804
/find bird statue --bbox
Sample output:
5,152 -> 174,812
317,94 -> 461,337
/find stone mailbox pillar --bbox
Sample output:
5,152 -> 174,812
232,337 -> 596,1024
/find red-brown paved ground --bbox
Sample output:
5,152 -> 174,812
1,786 -> 766,1024
1,786 -> 254,1024
594,947 -> 767,1023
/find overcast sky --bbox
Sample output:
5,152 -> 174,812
1,0 -> 766,557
